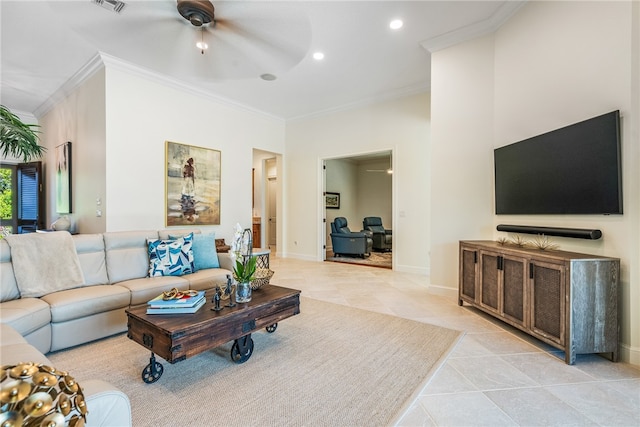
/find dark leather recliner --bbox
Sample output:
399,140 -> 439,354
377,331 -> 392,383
362,217 -> 392,252
330,217 -> 372,258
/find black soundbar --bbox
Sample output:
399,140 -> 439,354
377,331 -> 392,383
496,224 -> 602,240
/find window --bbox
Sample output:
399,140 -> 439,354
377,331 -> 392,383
0,162 -> 44,234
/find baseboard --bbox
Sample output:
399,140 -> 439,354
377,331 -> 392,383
394,264 -> 429,275
282,252 -> 318,262
426,285 -> 458,299
619,343 -> 640,367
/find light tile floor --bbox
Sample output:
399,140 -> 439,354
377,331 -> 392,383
270,256 -> 640,427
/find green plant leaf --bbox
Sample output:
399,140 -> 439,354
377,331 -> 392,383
233,256 -> 257,282
0,105 -> 46,162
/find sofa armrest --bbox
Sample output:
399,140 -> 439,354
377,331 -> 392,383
83,379 -> 132,427
217,252 -> 233,271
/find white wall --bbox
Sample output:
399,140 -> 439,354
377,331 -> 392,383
430,35 -> 496,290
285,92 -> 430,274
430,1 -> 639,364
39,69 -> 106,233
356,158 -> 392,228
102,67 -> 286,243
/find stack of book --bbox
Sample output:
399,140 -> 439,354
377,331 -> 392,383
146,290 -> 206,314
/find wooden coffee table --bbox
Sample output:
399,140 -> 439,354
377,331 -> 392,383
126,284 -> 301,383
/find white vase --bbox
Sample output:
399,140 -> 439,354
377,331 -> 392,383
51,216 -> 71,231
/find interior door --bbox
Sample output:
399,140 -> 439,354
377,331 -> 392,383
267,176 -> 277,247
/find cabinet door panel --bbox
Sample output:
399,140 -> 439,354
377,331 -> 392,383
480,252 -> 500,312
502,256 -> 527,326
531,261 -> 565,345
460,248 -> 477,301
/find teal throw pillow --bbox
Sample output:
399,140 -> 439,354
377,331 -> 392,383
147,234 -> 194,277
192,233 -> 219,271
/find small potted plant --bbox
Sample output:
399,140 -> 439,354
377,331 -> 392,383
233,255 -> 257,303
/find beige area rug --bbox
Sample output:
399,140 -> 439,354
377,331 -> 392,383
326,251 -> 392,269
49,298 -> 461,427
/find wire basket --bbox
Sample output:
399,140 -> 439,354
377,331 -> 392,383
251,268 -> 274,290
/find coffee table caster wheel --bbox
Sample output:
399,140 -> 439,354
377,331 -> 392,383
266,323 -> 278,333
231,335 -> 254,364
142,354 -> 163,384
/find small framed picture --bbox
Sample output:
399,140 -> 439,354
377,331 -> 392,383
325,192 -> 340,209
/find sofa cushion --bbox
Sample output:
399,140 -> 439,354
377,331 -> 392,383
0,239 -> 20,302
0,343 -> 51,366
147,234 -> 194,277
0,298 -> 51,336
0,322 -> 27,346
117,276 -> 190,306
73,234 -> 109,286
0,324 -> 49,364
4,231 -> 85,298
185,268 -> 232,291
41,285 -> 131,323
104,231 -> 159,284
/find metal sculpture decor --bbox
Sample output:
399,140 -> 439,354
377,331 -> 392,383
224,274 -> 236,308
212,286 -> 223,311
0,362 -> 87,426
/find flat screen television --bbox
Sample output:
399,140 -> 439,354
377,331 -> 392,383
494,110 -> 622,215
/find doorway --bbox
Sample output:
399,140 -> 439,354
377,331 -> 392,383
252,150 -> 280,253
267,175 -> 277,249
323,150 -> 392,268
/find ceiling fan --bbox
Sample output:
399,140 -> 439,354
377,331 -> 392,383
176,0 -> 216,54
48,0 -> 312,81
177,0 -> 215,27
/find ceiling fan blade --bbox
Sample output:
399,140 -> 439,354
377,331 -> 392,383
45,0 -> 312,81
208,2 -> 311,75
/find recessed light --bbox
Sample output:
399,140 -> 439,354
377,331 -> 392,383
313,52 -> 325,61
260,73 -> 277,81
390,19 -> 403,30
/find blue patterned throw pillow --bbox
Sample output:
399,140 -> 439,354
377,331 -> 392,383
147,234 -> 194,277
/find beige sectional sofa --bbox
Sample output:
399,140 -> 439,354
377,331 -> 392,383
0,229 -> 233,426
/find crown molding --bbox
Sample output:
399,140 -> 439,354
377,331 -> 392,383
101,52 -> 285,122
420,1 -> 527,53
35,51 -> 285,122
287,83 -> 430,122
34,53 -> 104,118
9,109 -> 39,124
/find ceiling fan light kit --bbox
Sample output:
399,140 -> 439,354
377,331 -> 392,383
177,0 -> 215,27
